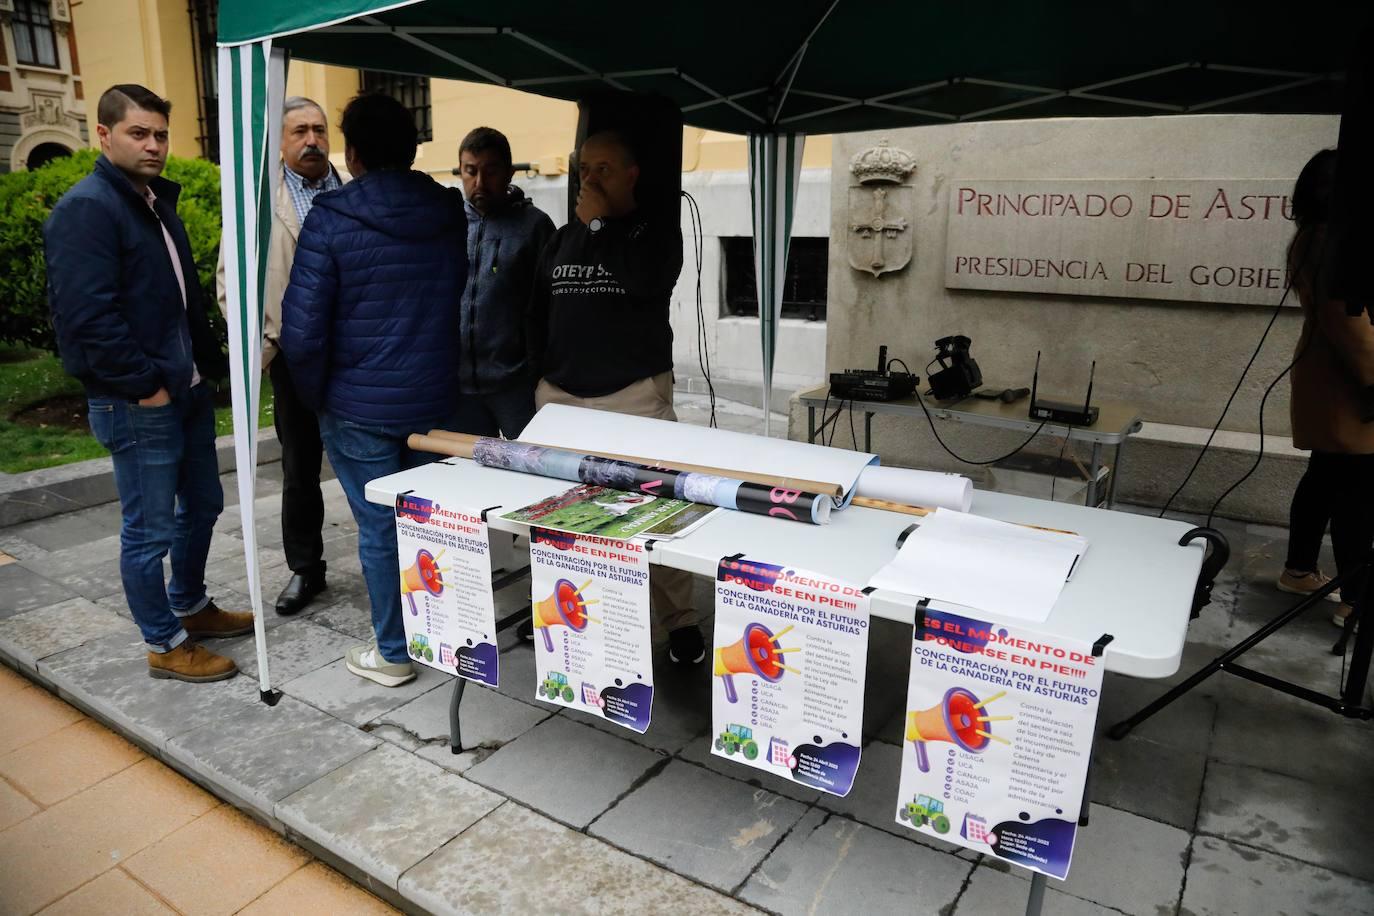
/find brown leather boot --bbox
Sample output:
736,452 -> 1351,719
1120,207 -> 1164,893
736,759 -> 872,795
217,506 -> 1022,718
147,642 -> 238,683
181,601 -> 255,639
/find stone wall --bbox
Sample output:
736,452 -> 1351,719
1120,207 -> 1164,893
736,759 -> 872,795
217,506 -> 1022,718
798,115 -> 1340,523
0,111 -> 21,174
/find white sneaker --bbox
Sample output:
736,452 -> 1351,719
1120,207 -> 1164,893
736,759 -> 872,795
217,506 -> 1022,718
345,645 -> 416,687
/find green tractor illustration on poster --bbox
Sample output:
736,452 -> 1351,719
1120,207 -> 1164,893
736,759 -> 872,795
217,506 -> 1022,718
538,670 -> 575,703
715,723 -> 760,760
898,793 -> 951,834
408,632 -> 434,663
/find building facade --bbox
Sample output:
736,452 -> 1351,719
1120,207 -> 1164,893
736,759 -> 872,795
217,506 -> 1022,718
0,0 -> 86,173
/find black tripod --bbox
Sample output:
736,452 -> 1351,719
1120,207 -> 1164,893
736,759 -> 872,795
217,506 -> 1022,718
1109,528 -> 1374,739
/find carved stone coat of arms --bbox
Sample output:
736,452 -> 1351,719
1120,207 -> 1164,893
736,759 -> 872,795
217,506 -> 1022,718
847,139 -> 916,278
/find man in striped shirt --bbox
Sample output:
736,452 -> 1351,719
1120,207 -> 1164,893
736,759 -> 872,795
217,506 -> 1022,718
217,96 -> 342,617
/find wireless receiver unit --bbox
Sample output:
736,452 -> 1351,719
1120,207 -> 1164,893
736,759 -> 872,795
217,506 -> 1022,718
1029,352 -> 1099,426
829,346 -> 918,401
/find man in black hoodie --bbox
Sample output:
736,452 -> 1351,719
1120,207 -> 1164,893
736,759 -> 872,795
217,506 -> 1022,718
527,129 -> 704,665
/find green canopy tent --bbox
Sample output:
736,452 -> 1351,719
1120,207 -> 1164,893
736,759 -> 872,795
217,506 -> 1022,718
216,1 -> 1369,700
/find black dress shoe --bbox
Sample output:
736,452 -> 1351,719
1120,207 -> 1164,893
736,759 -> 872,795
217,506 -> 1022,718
275,571 -> 326,615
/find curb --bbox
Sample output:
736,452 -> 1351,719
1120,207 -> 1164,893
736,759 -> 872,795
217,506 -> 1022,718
0,429 -> 283,528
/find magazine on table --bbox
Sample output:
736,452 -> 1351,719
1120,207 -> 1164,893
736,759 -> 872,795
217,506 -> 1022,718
501,483 -> 719,540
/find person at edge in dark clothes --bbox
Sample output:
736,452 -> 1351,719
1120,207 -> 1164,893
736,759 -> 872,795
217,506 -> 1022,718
1279,147 -> 1374,630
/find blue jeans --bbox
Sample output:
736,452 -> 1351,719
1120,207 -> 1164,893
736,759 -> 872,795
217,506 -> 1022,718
88,385 -> 223,652
318,412 -> 449,663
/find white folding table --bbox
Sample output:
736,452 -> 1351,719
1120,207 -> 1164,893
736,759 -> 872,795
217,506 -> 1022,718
366,458 -> 1203,678
365,457 -> 1208,914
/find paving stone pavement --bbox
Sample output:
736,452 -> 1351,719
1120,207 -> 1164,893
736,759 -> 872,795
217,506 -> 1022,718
0,671 -> 398,915
0,453 -> 1371,914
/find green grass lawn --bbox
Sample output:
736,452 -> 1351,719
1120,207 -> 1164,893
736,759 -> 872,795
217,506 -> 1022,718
0,345 -> 274,474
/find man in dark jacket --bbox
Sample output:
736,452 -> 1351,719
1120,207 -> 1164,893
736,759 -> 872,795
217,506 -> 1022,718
44,84 -> 251,683
454,127 -> 555,438
281,93 -> 468,687
527,129 -> 704,666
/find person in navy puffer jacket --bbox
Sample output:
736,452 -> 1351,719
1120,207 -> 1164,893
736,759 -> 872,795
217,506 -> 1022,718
281,93 -> 467,688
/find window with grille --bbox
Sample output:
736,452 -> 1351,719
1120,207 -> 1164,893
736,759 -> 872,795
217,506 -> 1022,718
361,71 -> 432,143
190,0 -> 219,161
13,0 -> 60,68
721,237 -> 829,321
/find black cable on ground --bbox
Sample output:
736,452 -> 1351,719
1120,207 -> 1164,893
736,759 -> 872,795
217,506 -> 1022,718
1158,283 -> 1293,518
1204,351 -> 1303,528
1050,425 -> 1074,502
681,191 -> 716,428
828,398 -> 850,447
816,390 -> 845,443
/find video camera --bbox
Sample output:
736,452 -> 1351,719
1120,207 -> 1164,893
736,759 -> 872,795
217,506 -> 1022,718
927,335 -> 983,402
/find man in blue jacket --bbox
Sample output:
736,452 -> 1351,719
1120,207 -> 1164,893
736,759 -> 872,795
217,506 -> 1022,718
281,93 -> 468,687
454,127 -> 555,438
44,84 -> 251,683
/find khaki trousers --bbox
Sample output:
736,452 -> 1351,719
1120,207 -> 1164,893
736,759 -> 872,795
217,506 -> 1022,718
535,372 -> 698,632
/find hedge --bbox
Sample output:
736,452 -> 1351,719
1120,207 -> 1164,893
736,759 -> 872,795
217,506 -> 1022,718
0,149 -> 224,352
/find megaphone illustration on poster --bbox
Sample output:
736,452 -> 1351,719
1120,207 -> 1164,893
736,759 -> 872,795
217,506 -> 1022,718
399,549 -> 445,616
905,687 -> 1011,772
532,578 -> 599,652
713,622 -> 799,703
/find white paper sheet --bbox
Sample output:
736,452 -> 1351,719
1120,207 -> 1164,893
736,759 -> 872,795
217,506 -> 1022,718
855,465 -> 972,512
866,509 -> 1086,622
929,510 -> 1089,579
520,404 -> 878,496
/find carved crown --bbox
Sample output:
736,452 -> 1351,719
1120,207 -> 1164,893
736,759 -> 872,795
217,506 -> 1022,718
849,139 -> 916,185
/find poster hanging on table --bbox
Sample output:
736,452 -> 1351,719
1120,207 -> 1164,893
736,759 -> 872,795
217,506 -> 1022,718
710,556 -> 870,796
394,493 -> 499,685
528,527 -> 654,732
894,603 -> 1105,879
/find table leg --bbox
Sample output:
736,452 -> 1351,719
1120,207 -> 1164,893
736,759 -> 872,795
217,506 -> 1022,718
808,405 -> 817,444
449,676 -> 467,753
448,565 -> 534,755
1025,872 -> 1047,916
865,411 -> 874,453
1086,442 -> 1103,507
1107,573 -> 1344,739
1108,441 -> 1125,508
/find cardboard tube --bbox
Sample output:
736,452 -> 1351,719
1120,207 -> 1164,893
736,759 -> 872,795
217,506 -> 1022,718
850,496 -> 933,517
407,433 -> 473,458
422,429 -> 845,498
850,496 -> 1078,535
